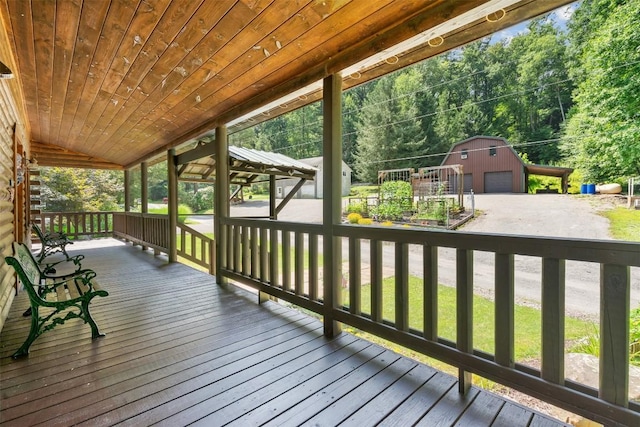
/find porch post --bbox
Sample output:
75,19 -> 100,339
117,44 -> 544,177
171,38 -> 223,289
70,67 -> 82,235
167,149 -> 178,262
123,169 -> 131,212
214,125 -> 229,285
141,161 -> 148,214
141,161 -> 149,251
269,175 -> 276,220
322,73 -> 343,338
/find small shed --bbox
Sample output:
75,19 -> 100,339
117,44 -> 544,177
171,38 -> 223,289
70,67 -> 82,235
441,136 -> 573,194
277,156 -> 352,199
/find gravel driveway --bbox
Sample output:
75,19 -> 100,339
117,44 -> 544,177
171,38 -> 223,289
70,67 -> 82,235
191,194 -> 638,319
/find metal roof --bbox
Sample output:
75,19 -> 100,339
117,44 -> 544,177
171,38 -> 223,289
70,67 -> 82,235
176,144 -> 316,186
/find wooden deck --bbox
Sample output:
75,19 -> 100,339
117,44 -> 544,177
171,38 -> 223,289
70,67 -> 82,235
0,239 -> 569,426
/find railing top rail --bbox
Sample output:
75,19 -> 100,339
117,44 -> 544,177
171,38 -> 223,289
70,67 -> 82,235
221,217 -> 323,234
177,223 -> 213,241
335,224 -> 640,266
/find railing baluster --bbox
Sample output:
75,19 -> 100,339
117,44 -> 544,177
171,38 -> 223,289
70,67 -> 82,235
541,257 -> 565,384
395,242 -> 409,332
423,244 -> 438,341
457,248 -> 473,394
233,224 -> 241,273
295,232 -> 304,295
270,228 -> 279,288
309,234 -> 318,300
600,263 -> 630,406
242,225 -> 250,276
495,253 -> 515,368
260,228 -> 268,283
250,226 -> 258,278
349,237 -> 361,315
282,230 -> 291,292
371,239 -> 382,323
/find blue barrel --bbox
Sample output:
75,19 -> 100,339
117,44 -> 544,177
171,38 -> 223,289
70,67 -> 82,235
580,184 -> 588,194
587,183 -> 596,194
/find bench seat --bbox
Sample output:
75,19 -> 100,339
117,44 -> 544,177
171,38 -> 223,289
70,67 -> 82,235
5,242 -> 108,359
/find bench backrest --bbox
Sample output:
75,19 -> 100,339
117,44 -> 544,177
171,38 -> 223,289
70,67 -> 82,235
6,242 -> 42,293
32,223 -> 46,241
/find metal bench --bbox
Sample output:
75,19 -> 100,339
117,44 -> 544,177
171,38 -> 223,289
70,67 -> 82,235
32,223 -> 73,262
5,242 -> 108,359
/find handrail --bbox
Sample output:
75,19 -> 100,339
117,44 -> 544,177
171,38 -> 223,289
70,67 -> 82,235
112,212 -> 170,254
176,222 -> 215,274
219,216 -> 640,426
36,211 -> 115,240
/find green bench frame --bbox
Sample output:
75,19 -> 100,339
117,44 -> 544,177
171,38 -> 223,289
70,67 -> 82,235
32,223 -> 73,262
5,242 -> 108,359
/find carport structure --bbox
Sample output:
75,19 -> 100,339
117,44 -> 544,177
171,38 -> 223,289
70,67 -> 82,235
176,142 -> 317,219
2,1 -> 639,426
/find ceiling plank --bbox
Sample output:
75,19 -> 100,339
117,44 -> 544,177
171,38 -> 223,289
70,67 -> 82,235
56,0 -> 111,148
49,0 -> 81,147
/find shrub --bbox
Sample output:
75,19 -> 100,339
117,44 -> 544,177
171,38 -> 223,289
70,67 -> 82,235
345,200 -> 368,216
357,218 -> 373,225
381,220 -> 393,226
347,212 -> 362,224
631,307 -> 640,364
374,180 -> 413,220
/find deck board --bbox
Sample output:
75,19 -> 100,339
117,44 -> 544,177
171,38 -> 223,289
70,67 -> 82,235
0,239 -> 570,426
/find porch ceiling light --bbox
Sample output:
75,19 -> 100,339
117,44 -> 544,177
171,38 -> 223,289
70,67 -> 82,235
0,61 -> 14,79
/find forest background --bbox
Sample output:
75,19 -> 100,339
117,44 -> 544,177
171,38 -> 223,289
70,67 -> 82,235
40,0 -> 640,213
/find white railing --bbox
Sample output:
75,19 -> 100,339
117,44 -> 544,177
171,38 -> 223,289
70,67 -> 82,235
220,216 -> 640,426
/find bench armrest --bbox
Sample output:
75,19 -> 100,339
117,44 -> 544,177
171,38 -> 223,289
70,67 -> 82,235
44,269 -> 98,292
41,254 -> 85,277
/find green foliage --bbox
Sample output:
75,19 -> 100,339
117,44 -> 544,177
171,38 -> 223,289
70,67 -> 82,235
371,181 -> 413,221
345,200 -> 368,216
40,167 -> 121,212
563,0 -> 640,181
346,276 -> 595,362
600,207 -> 640,242
148,204 -> 193,224
631,307 -> 640,364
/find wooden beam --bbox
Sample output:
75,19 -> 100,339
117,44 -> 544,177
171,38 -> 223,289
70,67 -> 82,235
214,126 -> 229,284
322,73 -> 342,338
167,149 -> 178,263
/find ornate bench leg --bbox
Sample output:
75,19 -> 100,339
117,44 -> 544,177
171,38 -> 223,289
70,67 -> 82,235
12,306 -> 40,359
82,298 -> 105,339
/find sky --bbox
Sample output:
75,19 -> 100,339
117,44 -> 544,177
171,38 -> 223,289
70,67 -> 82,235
491,2 -> 579,43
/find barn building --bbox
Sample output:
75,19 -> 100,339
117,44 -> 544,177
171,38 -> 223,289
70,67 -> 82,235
441,136 -> 573,194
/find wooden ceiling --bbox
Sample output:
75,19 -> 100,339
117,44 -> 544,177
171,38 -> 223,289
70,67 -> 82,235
0,0 -> 572,170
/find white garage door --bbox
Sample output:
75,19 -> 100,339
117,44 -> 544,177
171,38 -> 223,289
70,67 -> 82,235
484,171 -> 513,193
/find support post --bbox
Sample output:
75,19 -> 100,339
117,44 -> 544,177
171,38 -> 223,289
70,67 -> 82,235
124,169 -> 131,212
167,149 -> 178,262
141,162 -> 149,251
322,73 -> 343,338
141,162 -> 148,214
214,126 -> 229,285
269,175 -> 277,220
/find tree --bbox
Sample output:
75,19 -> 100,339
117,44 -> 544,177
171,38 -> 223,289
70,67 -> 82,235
41,168 -> 120,211
563,0 -> 640,181
353,68 -> 426,182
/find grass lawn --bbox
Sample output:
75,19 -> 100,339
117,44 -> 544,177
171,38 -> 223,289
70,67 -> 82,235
342,275 -> 596,373
601,206 -> 640,242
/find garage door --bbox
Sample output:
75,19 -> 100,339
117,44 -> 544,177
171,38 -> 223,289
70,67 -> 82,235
463,173 -> 473,192
484,171 -> 513,193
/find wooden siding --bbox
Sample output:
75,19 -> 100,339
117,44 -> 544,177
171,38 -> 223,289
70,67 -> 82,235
442,136 -> 525,193
0,79 -> 27,332
0,240 -> 569,426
